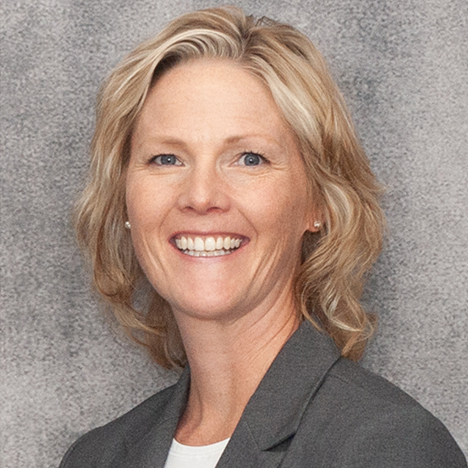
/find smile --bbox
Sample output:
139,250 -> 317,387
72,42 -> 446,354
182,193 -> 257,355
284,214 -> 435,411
174,235 -> 244,257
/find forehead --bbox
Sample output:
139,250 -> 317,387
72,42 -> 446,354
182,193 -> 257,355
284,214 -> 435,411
132,59 -> 294,147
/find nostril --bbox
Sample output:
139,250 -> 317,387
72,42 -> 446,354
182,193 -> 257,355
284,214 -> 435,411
179,192 -> 229,215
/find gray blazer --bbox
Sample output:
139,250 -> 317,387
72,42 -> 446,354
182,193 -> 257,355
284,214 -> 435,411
60,321 -> 467,467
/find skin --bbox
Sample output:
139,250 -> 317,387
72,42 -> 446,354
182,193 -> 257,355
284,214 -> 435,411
126,59 -> 321,445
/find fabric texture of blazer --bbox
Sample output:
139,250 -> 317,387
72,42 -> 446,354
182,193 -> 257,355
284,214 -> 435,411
60,321 -> 467,468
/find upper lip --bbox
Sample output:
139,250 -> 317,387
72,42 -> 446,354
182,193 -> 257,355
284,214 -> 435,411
170,231 -> 248,240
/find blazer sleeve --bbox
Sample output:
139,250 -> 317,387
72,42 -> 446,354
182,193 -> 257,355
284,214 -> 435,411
326,405 -> 467,468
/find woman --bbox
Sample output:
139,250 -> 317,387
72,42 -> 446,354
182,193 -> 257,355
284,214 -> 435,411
60,6 -> 466,468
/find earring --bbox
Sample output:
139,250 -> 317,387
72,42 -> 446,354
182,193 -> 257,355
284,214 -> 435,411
124,221 -> 131,230
313,221 -> 321,229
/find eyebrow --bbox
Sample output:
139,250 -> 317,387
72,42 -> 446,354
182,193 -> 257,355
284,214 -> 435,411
139,134 -> 282,150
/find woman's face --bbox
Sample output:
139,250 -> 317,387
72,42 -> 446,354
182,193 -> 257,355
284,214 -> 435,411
126,59 -> 318,322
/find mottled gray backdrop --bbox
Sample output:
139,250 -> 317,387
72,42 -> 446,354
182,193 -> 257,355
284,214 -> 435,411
1,0 -> 467,466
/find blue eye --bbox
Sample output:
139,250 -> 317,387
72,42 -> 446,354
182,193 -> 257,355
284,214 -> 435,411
152,154 -> 180,165
241,152 -> 263,166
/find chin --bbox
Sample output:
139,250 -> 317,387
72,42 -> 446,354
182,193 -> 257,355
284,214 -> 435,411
172,292 -> 247,322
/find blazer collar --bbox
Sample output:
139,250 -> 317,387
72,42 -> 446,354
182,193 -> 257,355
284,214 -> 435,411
117,320 -> 340,467
234,320 -> 340,450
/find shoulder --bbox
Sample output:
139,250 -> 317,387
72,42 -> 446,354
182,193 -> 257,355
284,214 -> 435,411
302,358 -> 467,467
325,357 -> 427,409
59,383 -> 176,468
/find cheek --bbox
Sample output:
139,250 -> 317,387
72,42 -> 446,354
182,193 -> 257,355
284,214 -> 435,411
247,180 -> 311,242
125,179 -> 170,289
126,176 -> 163,225
125,178 -> 170,273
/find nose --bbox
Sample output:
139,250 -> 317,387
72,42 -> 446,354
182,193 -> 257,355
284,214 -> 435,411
177,160 -> 230,215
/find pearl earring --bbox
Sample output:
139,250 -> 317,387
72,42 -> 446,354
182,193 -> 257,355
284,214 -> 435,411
313,221 -> 321,229
124,221 -> 131,230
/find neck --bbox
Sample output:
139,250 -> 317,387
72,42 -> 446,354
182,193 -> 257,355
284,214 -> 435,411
173,291 -> 300,445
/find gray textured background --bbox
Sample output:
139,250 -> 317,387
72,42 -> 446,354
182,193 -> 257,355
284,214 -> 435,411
1,0 -> 467,466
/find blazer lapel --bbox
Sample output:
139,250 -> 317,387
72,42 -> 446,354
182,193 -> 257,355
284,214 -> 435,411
217,321 -> 341,468
115,368 -> 190,468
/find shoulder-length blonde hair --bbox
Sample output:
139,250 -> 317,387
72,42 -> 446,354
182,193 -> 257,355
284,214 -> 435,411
76,6 -> 386,368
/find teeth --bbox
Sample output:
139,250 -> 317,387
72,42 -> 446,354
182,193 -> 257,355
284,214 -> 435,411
175,235 -> 243,256
205,237 -> 216,251
185,250 -> 228,257
194,237 -> 204,251
187,237 -> 194,250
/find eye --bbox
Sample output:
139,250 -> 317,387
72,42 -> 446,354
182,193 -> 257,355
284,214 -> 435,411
151,154 -> 182,166
239,152 -> 265,166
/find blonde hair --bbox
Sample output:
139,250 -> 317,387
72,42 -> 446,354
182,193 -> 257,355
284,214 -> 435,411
75,6 -> 386,368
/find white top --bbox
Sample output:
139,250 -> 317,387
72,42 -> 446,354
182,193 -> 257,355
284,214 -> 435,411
163,438 -> 230,468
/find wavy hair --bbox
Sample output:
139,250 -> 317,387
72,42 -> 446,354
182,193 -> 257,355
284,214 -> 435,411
75,6 -> 386,368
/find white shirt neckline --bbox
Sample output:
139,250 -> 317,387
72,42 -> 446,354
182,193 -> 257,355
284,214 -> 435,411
164,438 -> 230,468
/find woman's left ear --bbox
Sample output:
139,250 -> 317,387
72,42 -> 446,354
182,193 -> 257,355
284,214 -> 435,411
312,220 -> 322,230
306,209 -> 324,233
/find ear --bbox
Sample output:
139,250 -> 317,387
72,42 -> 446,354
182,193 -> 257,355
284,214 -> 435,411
305,207 -> 324,233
